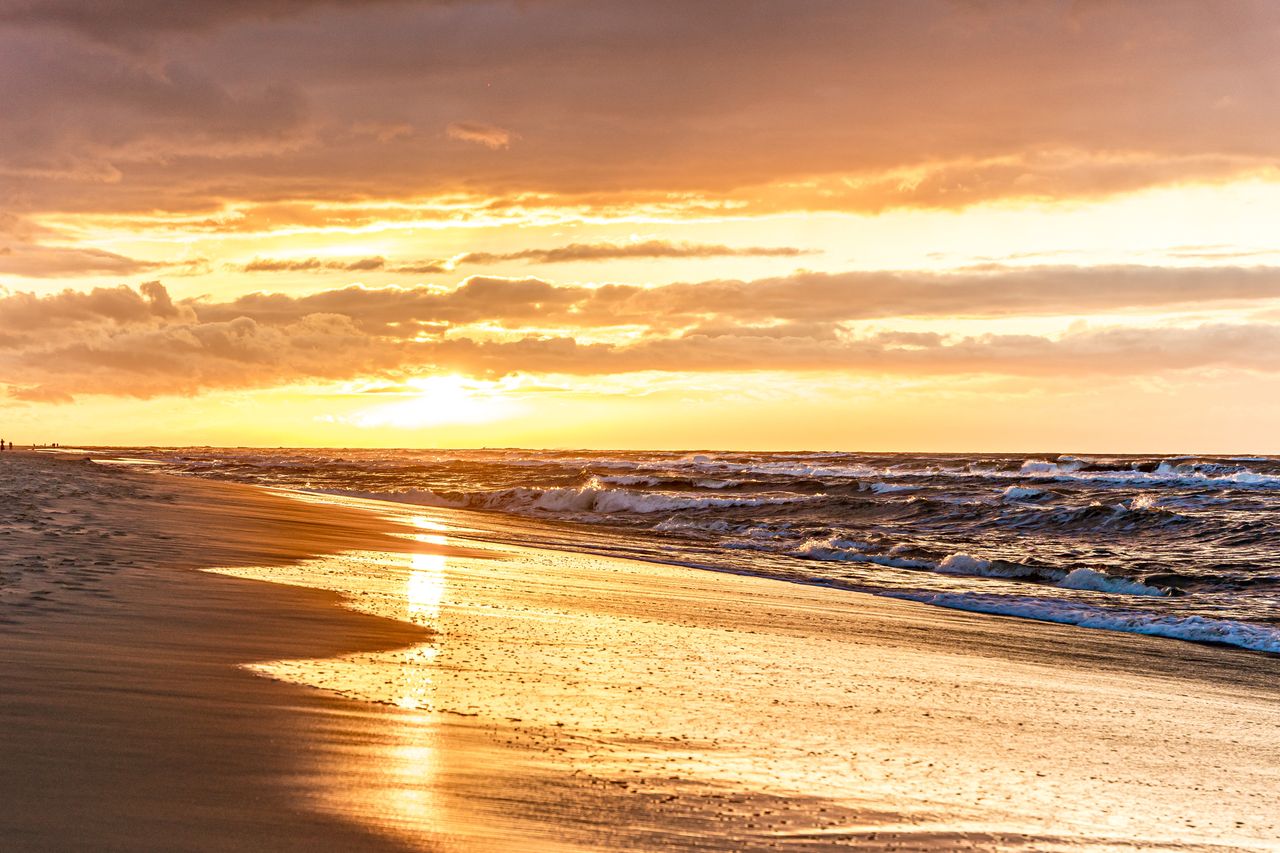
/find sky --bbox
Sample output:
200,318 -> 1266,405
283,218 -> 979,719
3,0 -> 1280,451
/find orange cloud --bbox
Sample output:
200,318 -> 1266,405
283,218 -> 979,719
457,240 -> 812,265
193,266 -> 1280,332
232,242 -> 810,275
240,256 -> 390,273
4,1 -> 1279,219
7,270 -> 1280,401
446,122 -> 512,150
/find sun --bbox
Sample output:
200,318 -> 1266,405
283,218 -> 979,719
348,375 -> 519,429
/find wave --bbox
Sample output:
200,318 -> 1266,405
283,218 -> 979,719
1057,567 -> 1166,596
310,487 -> 458,507
776,542 -> 1168,597
887,590 -> 1280,653
1013,458 -> 1280,490
782,536 -> 931,569
655,454 -> 1280,492
499,483 -> 814,515
998,500 -> 1192,533
311,481 -> 815,517
653,517 -> 738,535
672,455 -> 886,481
597,474 -> 663,487
863,481 -> 917,494
935,552 -> 1039,579
1000,486 -> 1047,502
933,554 -> 1165,595
1020,458 -> 1083,476
149,447 -> 1280,658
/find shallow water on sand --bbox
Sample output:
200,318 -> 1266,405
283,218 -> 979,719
211,505 -> 1280,851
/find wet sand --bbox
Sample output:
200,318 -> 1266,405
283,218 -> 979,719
2,453 -> 1279,851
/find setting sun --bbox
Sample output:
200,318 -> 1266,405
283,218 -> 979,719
332,376 -> 522,430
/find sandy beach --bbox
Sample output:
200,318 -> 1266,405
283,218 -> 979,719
3,452 -> 1280,852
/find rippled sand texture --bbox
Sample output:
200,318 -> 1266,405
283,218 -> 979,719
3,454 -> 1280,851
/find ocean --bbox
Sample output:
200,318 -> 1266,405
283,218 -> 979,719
117,448 -> 1280,654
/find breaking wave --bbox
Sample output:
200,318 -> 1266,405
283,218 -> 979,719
314,479 -> 816,516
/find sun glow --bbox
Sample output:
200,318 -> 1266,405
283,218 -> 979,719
341,375 -> 520,429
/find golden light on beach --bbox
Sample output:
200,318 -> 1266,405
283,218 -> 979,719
8,4 -> 1280,852
407,518 -> 448,628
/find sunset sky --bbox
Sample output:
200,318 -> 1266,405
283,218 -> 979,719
4,0 -> 1280,450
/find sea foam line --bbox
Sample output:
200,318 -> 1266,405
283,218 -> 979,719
885,590 -> 1280,654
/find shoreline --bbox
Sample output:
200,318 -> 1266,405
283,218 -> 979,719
280,485 -> 1280,662
3,454 -> 1280,850
82,446 -> 1280,657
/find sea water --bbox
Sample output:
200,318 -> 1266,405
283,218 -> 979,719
125,448 -> 1280,653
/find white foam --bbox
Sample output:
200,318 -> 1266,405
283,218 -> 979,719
935,553 -> 1046,580
789,536 -> 932,568
1019,458 -> 1083,476
503,481 -> 814,515
887,591 -> 1280,654
1127,493 -> 1158,510
693,478 -> 737,489
505,456 -> 642,470
672,457 -> 885,481
1000,486 -> 1045,502
316,480 -> 813,517
864,481 -> 917,494
1011,459 -> 1280,490
936,553 -> 992,574
1057,568 -> 1166,597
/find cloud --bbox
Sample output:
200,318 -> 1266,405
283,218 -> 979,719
0,40 -> 312,193
567,265 -> 1280,327
390,261 -> 451,274
0,282 -> 405,399
0,0 -> 416,45
0,281 -> 187,333
0,245 -> 162,277
241,256 -> 388,272
407,323 -> 1280,379
446,121 -> 512,150
457,240 -> 812,265
235,242 -> 809,275
8,313 -> 410,401
8,269 -> 1280,401
194,265 -> 1280,333
193,278 -> 578,333
0,218 -> 207,277
6,1 -> 1280,217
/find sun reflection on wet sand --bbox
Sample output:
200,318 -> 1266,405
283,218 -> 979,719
205,513 -> 470,846
398,518 -> 447,709
208,502 -> 1280,851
